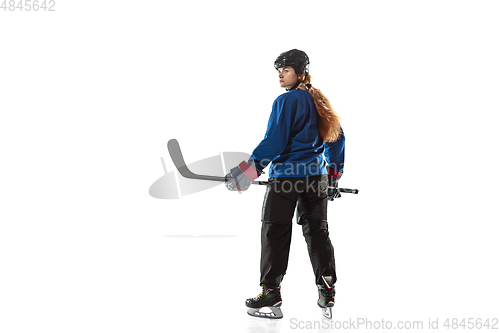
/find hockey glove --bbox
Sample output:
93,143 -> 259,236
225,161 -> 261,192
327,167 -> 343,201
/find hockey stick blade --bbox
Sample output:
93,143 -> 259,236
167,139 -> 358,192
168,139 -> 227,182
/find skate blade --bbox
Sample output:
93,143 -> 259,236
247,307 -> 283,319
322,307 -> 332,319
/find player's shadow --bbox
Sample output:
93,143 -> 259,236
245,314 -> 283,333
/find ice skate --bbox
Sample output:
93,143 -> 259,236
246,285 -> 283,319
317,275 -> 335,319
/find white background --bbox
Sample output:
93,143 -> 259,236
1,1 -> 499,332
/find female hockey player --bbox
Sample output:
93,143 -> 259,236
225,49 -> 345,319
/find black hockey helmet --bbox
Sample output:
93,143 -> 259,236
274,49 -> 310,76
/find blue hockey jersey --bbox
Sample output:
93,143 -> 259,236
250,89 -> 345,178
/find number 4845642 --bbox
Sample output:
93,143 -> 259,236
443,318 -> 498,330
1,0 -> 56,11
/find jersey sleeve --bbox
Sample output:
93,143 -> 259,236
249,94 -> 296,171
323,129 -> 345,172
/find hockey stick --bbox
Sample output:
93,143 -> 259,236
167,139 -> 359,194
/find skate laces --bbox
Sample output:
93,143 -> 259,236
250,286 -> 266,301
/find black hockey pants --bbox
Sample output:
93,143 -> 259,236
259,175 -> 337,288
